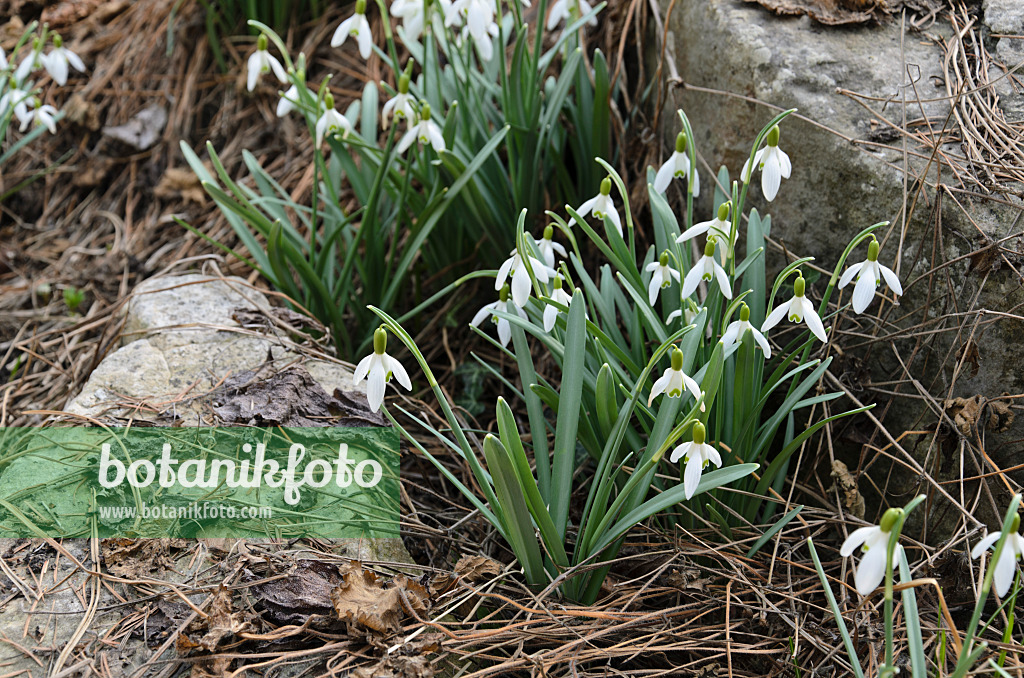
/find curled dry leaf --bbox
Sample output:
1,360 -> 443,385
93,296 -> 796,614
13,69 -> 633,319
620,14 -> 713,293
154,167 -> 206,206
830,459 -> 865,519
101,537 -> 186,578
178,586 -> 254,653
943,395 -> 1015,436
330,563 -> 428,634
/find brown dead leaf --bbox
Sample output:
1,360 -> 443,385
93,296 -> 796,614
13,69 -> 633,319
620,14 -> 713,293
250,559 -> 340,626
957,340 -> 981,378
830,460 -> 865,519
943,395 -> 1016,435
454,555 -> 501,582
331,563 -> 425,633
72,156 -> 113,188
664,567 -> 712,591
154,167 -> 205,205
353,655 -> 434,678
101,538 -> 186,578
41,0 -> 109,29
743,0 -> 902,25
178,586 -> 253,653
63,94 -> 101,131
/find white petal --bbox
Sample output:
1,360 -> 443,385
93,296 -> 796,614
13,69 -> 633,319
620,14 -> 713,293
838,261 -> 864,289
648,274 -> 661,306
713,263 -> 732,299
841,526 -> 878,556
761,303 -> 788,333
353,354 -> 373,384
852,268 -> 877,314
358,18 -> 373,58
65,49 -> 86,73
802,299 -> 828,343
972,531 -> 1003,559
879,264 -> 903,296
761,152 -> 781,201
607,207 -> 623,236
471,303 -> 494,327
752,328 -> 771,357
778,149 -> 792,178
331,17 -> 353,46
682,265 -> 703,299
268,55 -> 287,83
703,443 -> 722,468
677,222 -> 711,243
396,126 -> 418,152
544,305 -> 558,332
576,196 -> 597,219
855,543 -> 887,596
648,372 -> 671,406
387,355 -> 412,390
497,317 -> 512,346
691,166 -> 700,197
682,374 -> 702,401
511,268 -> 532,308
654,160 -> 674,194
366,364 -> 387,412
669,441 -> 691,464
721,321 -> 741,348
995,547 -> 1017,598
47,53 -> 69,86
428,124 -> 446,152
684,453 -> 703,500
246,53 -> 261,91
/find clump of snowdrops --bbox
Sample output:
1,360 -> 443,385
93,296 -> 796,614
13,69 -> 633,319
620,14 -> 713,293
183,0 -> 609,355
0,21 -> 87,201
363,108 -> 905,602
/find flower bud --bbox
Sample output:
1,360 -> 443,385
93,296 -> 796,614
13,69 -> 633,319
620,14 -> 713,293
499,284 -> 510,303
398,73 -> 410,94
1013,513 -> 1021,534
324,91 -> 335,109
717,201 -> 730,222
420,103 -> 431,119
356,0 -> 367,13
543,225 -> 554,240
373,326 -> 388,355
675,132 -> 687,154
767,125 -> 780,148
879,507 -> 902,533
600,177 -> 612,196
704,238 -> 716,258
257,33 -> 268,51
740,303 -> 750,322
671,347 -> 684,371
794,275 -> 805,298
53,34 -> 63,48
867,238 -> 879,263
553,275 -> 563,290
659,251 -> 670,267
692,421 -> 706,445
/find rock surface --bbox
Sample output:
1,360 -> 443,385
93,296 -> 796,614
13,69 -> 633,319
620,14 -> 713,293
657,0 -> 1024,535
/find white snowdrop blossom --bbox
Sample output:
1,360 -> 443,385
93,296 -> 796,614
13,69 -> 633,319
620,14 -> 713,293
840,509 -> 900,596
654,132 -> 700,196
677,202 -> 735,262
42,35 -> 86,86
449,0 -> 499,61
14,39 -> 44,84
495,245 -> 556,308
315,93 -> 354,147
276,84 -> 302,117
353,327 -> 412,412
667,302 -> 701,327
682,238 -> 732,300
645,251 -> 680,306
546,0 -> 597,30
0,46 -> 6,71
838,237 -> 903,314
971,515 -> 1024,598
575,177 -> 622,236
761,274 -> 827,343
21,102 -> 58,134
648,347 -> 702,407
397,103 -> 445,153
0,83 -> 32,125
543,275 -> 573,332
246,34 -> 287,92
721,303 -> 771,357
742,124 -> 791,202
669,422 -> 722,500
382,69 -> 417,130
332,0 -> 374,59
471,285 -> 526,347
392,0 -> 452,40
534,225 -> 567,269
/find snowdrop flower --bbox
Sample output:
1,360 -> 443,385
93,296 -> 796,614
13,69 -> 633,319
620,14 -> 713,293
14,38 -> 44,84
392,0 -> 451,41
840,509 -> 900,596
0,46 -> 6,71
721,303 -> 771,357
20,102 -> 58,134
575,177 -> 622,236
246,34 -> 287,92
472,284 -> 526,347
971,514 -> 1024,597
315,92 -> 353,147
0,82 -> 32,125
382,69 -> 417,130
742,124 -> 791,202
654,132 -> 700,196
534,225 -> 566,269
276,84 -> 303,117
682,238 -> 732,300
646,251 -> 680,306
761,274 -> 827,343
332,0 -> 374,59
546,0 -> 597,30
495,245 -> 556,308
677,202 -> 735,262
669,422 -> 722,500
42,35 -> 86,86
449,0 -> 498,61
667,301 -> 701,326
354,327 -> 412,412
543,275 -> 573,332
397,103 -> 445,153
648,347 -> 701,407
838,237 -> 903,314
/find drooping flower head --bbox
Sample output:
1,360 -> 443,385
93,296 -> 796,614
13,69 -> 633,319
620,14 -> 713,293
840,508 -> 901,596
246,33 -> 287,92
678,201 -> 735,262
397,102 -> 445,153
654,132 -> 700,196
682,237 -> 732,300
392,0 -> 452,41
971,513 -> 1024,598
667,300 -> 701,326
761,273 -> 826,343
14,37 -> 44,84
495,243 -> 556,308
669,421 -> 722,500
21,101 -> 58,134
382,63 -> 417,130
742,124 -> 791,202
546,0 -> 598,31
648,346 -> 702,406
575,177 -> 622,236
722,302 -> 771,357
449,0 -> 499,61
471,284 -> 526,346
354,326 -> 412,412
534,225 -> 567,270
42,34 -> 86,86
315,91 -> 354,146
332,0 -> 374,59
543,274 -> 574,332
0,80 -> 33,126
645,250 -> 681,306
838,236 -> 903,314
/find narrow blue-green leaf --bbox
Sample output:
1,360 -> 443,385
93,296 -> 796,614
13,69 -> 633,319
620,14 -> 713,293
551,291 -> 587,539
